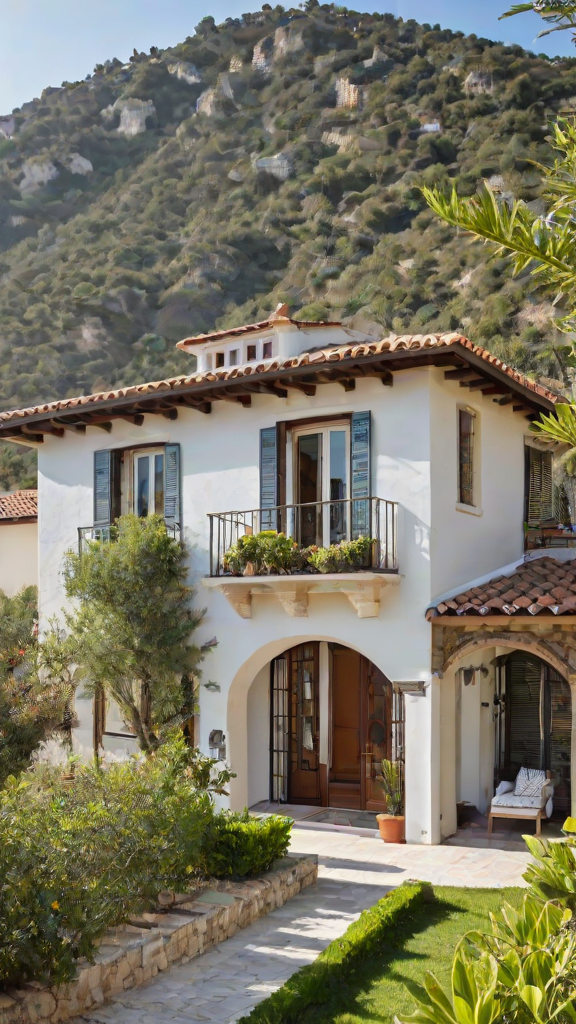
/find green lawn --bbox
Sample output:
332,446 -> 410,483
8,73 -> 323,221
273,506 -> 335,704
297,886 -> 524,1024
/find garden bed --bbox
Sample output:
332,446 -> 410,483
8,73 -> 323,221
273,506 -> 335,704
0,855 -> 317,1024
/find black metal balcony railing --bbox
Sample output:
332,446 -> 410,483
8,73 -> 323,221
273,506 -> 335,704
208,497 -> 398,577
78,521 -> 180,554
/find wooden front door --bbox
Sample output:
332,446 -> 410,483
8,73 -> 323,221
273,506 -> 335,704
329,647 -> 362,808
288,642 -> 321,804
329,646 -> 398,812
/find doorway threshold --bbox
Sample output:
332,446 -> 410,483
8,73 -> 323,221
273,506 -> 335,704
249,801 -> 380,837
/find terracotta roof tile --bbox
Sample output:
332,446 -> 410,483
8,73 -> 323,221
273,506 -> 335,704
0,331 -> 560,434
427,556 -> 576,619
0,489 -> 37,520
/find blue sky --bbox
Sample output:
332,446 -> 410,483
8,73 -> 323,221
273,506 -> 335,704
2,0 -> 574,114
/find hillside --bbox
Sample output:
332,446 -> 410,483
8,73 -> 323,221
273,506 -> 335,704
1,3 -> 576,486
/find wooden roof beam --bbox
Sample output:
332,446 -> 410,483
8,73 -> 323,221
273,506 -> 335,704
10,427 -> 44,443
444,367 -> 476,380
242,382 -> 288,399
465,379 -> 495,392
22,422 -> 62,438
282,380 -> 316,396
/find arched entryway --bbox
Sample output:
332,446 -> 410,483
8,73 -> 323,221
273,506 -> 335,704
495,651 -> 572,817
270,641 -> 404,811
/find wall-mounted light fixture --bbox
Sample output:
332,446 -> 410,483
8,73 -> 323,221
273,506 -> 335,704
208,729 -> 226,760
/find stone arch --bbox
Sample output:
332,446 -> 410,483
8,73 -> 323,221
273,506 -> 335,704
443,631 -> 575,684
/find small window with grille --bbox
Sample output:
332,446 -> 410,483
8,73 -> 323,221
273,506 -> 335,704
458,409 -> 475,507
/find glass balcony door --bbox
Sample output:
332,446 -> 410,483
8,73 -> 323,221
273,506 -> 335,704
134,449 -> 165,518
294,425 -> 350,547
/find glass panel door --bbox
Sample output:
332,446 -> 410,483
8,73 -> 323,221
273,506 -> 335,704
329,429 -> 348,544
296,433 -> 321,546
294,425 -> 349,547
134,451 -> 165,518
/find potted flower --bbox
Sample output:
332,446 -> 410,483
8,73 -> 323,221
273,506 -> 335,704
376,759 -> 405,843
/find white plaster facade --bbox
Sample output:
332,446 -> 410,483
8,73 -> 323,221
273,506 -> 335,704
28,324 -> 550,844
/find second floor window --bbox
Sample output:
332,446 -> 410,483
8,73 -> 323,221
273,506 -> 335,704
93,444 -> 180,528
458,409 -> 475,507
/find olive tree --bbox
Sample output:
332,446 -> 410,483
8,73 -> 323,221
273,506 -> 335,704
63,515 -> 205,753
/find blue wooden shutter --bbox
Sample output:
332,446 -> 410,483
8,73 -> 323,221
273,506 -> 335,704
351,411 -> 371,537
164,443 -> 181,526
260,426 -> 277,530
94,450 -> 112,526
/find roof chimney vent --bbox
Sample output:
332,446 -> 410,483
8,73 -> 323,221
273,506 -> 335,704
271,302 -> 289,319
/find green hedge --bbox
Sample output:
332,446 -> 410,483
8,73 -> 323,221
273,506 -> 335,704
201,811 -> 292,879
237,881 -> 427,1024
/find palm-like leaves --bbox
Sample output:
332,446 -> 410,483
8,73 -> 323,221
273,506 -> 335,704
501,3 -> 576,37
422,118 -> 576,334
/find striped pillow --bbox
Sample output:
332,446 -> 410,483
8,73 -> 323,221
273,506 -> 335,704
514,767 -> 546,797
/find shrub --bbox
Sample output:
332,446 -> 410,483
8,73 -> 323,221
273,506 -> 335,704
223,533 -> 373,575
237,882 -> 426,1023
0,743 -> 211,989
200,811 -> 292,879
307,536 -> 373,573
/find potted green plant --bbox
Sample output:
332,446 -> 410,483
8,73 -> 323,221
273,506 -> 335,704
376,759 -> 405,843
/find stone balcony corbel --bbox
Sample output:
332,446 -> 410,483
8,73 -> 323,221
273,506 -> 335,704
202,571 -> 400,619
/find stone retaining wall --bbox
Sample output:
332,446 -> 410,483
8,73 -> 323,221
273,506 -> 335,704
0,854 -> 317,1024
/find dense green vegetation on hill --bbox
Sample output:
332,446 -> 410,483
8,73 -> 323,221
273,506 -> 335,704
1,3 -> 576,485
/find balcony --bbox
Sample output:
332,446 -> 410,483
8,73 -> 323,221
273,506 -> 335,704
78,521 -> 180,554
204,497 -> 399,619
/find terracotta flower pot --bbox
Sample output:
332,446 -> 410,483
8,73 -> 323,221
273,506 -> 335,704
376,813 -> 405,843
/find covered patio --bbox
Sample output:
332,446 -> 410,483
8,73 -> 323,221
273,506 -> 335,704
429,555 -> 576,843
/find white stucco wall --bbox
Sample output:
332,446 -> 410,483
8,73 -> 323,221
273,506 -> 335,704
0,521 -> 38,596
429,367 -> 528,598
34,364 -> 531,843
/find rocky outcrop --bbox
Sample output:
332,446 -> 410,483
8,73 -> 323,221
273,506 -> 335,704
252,38 -> 273,74
19,159 -> 59,196
167,61 -> 201,85
0,115 -> 15,138
229,55 -> 244,72
335,77 -> 361,109
364,45 -> 387,67
274,25 -> 304,56
196,88 -> 218,116
464,70 -> 493,95
253,152 -> 293,180
101,99 -> 157,136
66,153 -> 93,175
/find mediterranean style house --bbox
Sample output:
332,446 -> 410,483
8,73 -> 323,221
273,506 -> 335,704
0,306 -> 574,843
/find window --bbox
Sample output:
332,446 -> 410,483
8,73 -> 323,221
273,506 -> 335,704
134,450 -> 165,518
262,340 -> 273,359
526,446 -> 553,525
458,409 -> 475,507
215,352 -> 225,368
247,343 -> 257,361
229,349 -> 239,366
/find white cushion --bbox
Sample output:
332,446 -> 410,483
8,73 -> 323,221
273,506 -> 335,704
514,767 -> 547,797
546,796 -> 553,818
495,780 -> 515,796
491,793 -> 544,810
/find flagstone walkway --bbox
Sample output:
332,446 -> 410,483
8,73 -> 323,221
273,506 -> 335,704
76,829 -> 530,1024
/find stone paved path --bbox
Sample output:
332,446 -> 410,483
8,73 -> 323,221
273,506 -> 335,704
76,830 -> 530,1024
